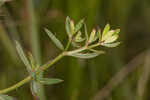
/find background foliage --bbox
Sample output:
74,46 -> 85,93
0,0 -> 150,100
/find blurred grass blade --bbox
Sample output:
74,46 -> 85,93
68,52 -> 99,59
38,78 -> 63,85
102,24 -> 110,38
65,16 -> 72,37
45,28 -> 64,50
16,41 -> 32,73
74,18 -> 84,33
0,0 -> 5,7
0,94 -> 15,100
101,42 -> 120,48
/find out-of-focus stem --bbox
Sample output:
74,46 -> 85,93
26,0 -> 45,99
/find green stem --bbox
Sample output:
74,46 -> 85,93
88,43 -> 100,49
0,52 -> 65,94
0,76 -> 31,94
65,41 -> 71,51
65,36 -> 73,51
67,43 -> 100,55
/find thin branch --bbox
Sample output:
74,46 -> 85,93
0,52 -> 65,94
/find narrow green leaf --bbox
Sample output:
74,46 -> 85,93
0,94 -> 15,100
16,41 -> 32,73
98,29 -> 102,42
28,53 -> 40,73
68,52 -> 99,59
101,42 -> 120,48
74,31 -> 85,42
38,78 -> 63,85
28,52 -> 36,70
89,49 -> 105,54
84,23 -> 88,43
45,28 -> 64,50
88,29 -> 96,43
102,24 -> 110,38
74,18 -> 84,33
93,29 -> 101,42
70,19 -> 75,34
30,81 -> 38,96
65,16 -> 72,37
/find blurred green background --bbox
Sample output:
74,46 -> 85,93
0,0 -> 150,100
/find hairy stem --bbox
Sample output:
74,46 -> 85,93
0,52 -> 65,94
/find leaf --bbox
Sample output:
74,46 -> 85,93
101,30 -> 114,41
98,29 -> 102,42
89,49 -> 105,54
70,19 -> 75,34
88,29 -> 96,43
65,16 -> 72,37
101,42 -> 120,48
45,28 -> 64,50
104,35 -> 119,43
38,78 -> 63,85
0,94 -> 15,100
84,23 -> 88,43
74,18 -> 84,33
30,81 -> 38,96
114,29 -> 120,35
74,31 -> 85,42
102,24 -> 110,38
16,41 -> 32,73
93,29 -> 101,42
28,52 -> 36,70
68,52 -> 99,59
